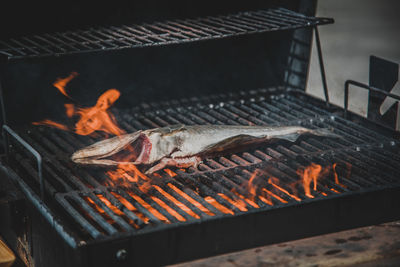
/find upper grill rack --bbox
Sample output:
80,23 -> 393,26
6,89 -> 400,244
0,8 -> 333,60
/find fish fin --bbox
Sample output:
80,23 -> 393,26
280,133 -> 301,142
310,128 -> 342,139
202,134 -> 265,154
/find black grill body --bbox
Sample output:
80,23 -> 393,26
1,1 -> 399,267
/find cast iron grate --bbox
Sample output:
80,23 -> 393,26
7,88 -> 400,245
0,8 -> 333,60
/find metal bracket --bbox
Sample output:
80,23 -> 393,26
344,80 -> 400,119
314,26 -> 330,107
2,125 -> 44,200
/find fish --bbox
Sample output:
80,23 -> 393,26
71,124 -> 340,174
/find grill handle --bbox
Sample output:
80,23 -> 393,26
344,79 -> 400,119
2,125 -> 44,199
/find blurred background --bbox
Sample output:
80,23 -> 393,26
307,0 -> 400,116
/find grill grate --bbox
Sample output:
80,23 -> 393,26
0,8 -> 333,60
7,88 -> 400,244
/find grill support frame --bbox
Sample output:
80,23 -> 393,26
2,161 -> 399,267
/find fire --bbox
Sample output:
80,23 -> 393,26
164,169 -> 177,177
218,193 -> 247,212
167,183 -> 214,216
153,185 -> 200,219
204,196 -> 234,215
126,191 -> 169,223
32,119 -> 69,131
65,104 -> 75,118
110,192 -> 150,223
106,164 -> 149,186
53,72 -> 78,98
297,163 -> 322,198
75,89 -> 125,136
33,72 -> 125,137
268,177 -> 301,201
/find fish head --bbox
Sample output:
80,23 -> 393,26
71,131 -> 148,165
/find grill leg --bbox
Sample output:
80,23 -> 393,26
314,26 -> 330,107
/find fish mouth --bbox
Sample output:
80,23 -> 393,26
70,131 -> 152,166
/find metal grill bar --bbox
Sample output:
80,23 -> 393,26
7,89 -> 400,242
0,8 -> 333,60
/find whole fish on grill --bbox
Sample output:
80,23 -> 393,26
71,124 -> 340,174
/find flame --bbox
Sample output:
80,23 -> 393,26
106,164 -> 149,187
164,169 -> 177,177
110,192 -> 150,223
330,188 -> 340,193
204,196 -> 234,215
167,183 -> 214,216
34,72 -> 125,137
262,188 -> 288,203
153,185 -> 200,219
126,192 -> 169,223
65,104 -> 75,118
32,119 -> 69,131
268,177 -> 301,201
218,193 -> 247,212
85,195 -> 142,227
150,196 -> 186,222
53,72 -> 78,97
333,163 -> 347,188
297,163 -> 322,198
74,89 -> 125,136
247,169 -> 260,199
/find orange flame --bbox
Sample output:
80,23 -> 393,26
218,193 -> 247,212
204,196 -> 234,215
32,119 -> 69,131
34,73 -> 125,137
164,169 -> 177,177
53,72 -> 78,98
65,104 -> 75,118
167,183 -> 214,216
262,188 -> 288,203
268,177 -> 301,201
150,196 -> 186,222
247,169 -> 260,199
110,192 -> 150,223
153,185 -> 200,219
74,89 -> 125,136
297,163 -> 322,198
106,164 -> 149,186
126,191 -> 169,223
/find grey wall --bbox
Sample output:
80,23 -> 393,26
307,0 -> 400,116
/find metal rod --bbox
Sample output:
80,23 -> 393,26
344,79 -> 400,119
2,125 -> 45,199
314,27 -> 330,107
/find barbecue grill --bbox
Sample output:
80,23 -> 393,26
0,1 -> 399,267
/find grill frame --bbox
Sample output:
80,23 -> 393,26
2,88 -> 400,266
